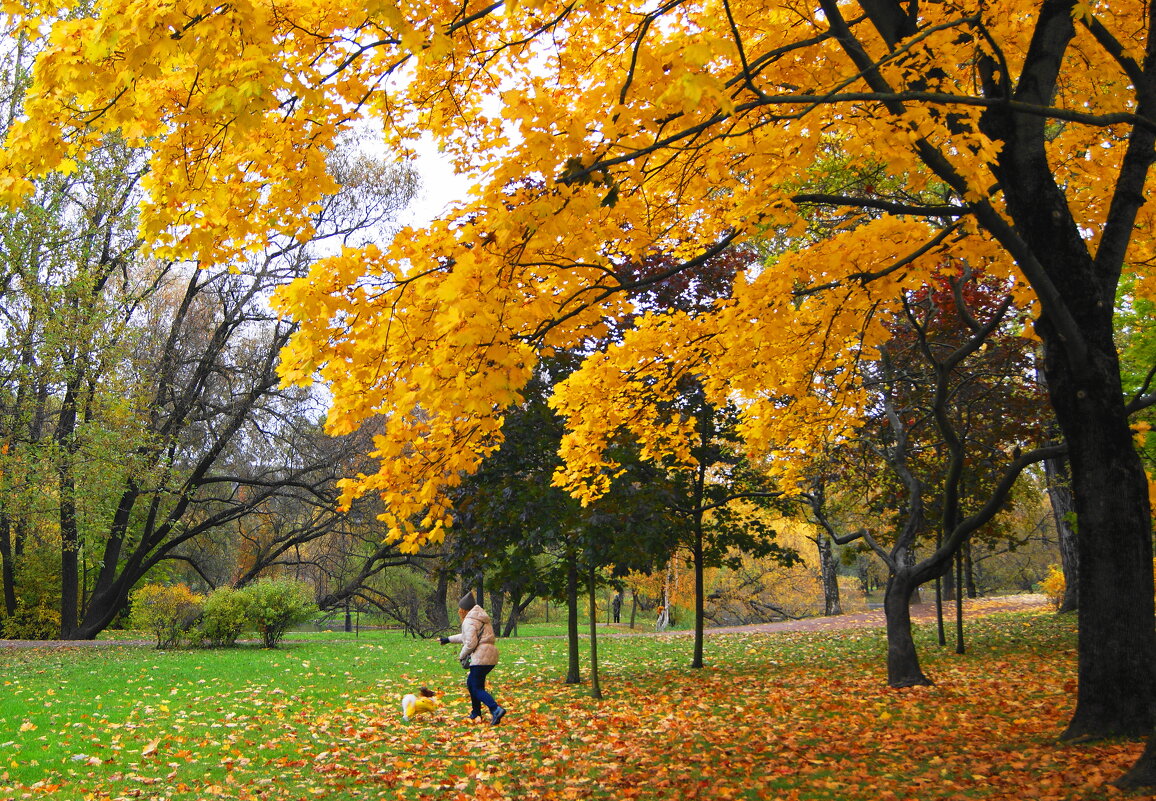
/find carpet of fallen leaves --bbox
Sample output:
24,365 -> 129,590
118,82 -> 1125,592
0,610 -> 1146,801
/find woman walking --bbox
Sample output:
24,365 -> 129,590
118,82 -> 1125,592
440,592 -> 506,725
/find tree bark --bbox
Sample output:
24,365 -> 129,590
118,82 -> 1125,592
883,571 -> 933,687
0,514 -> 16,616
941,557 -> 956,601
488,589 -> 504,639
1044,452 -> 1078,613
588,561 -> 602,699
692,518 -> 705,668
817,533 -> 842,616
955,549 -> 965,655
963,541 -> 976,599
1056,394 -> 1156,740
565,547 -> 580,684
975,0 -> 1156,742
1117,730 -> 1156,789
428,570 -> 450,630
503,592 -> 534,637
57,382 -> 80,639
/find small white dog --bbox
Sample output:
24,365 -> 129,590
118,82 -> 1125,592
401,686 -> 439,722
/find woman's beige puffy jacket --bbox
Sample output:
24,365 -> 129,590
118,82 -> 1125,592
449,605 -> 499,667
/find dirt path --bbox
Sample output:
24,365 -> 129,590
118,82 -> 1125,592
607,593 -> 1051,637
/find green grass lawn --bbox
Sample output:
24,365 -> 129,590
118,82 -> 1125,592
0,611 -> 1142,800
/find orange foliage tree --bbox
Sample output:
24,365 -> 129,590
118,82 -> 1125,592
4,0 -> 1156,787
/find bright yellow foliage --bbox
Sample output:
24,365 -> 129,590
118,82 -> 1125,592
4,1 -> 1153,550
1042,560 -> 1156,611
1040,565 -> 1067,611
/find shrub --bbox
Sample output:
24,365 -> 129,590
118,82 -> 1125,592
1039,559 -> 1156,612
1040,564 -> 1066,611
199,586 -> 253,647
243,577 -> 315,648
1,601 -> 62,639
130,583 -> 204,648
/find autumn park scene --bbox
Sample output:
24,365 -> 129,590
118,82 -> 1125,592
2,0 -> 1156,798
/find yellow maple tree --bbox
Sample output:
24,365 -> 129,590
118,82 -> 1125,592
4,0 -> 1156,786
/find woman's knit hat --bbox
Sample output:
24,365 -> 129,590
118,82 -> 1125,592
458,592 -> 477,610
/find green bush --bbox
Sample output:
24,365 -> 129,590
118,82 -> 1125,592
244,577 -> 315,648
1,601 -> 62,639
199,586 -> 253,647
129,583 -> 203,648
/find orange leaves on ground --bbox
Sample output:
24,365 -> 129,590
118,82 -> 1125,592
0,619 -> 1143,800
189,639 -> 1133,800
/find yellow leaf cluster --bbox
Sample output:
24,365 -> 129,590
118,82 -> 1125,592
5,0 -> 1148,547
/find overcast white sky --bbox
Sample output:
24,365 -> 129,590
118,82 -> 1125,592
402,134 -> 474,227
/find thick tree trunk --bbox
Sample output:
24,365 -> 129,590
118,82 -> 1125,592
1117,731 -> 1156,789
1044,453 -> 1078,613
817,533 -> 842,616
73,579 -> 133,640
565,548 -> 580,684
1056,393 -> 1156,740
883,572 -> 932,688
966,0 -> 1156,747
903,547 -> 923,606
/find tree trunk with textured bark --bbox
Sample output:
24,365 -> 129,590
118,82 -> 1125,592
1045,453 -> 1078,613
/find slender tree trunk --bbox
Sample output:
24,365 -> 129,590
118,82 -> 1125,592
883,571 -> 932,688
692,520 -> 705,669
428,570 -> 450,630
588,562 -> 602,699
505,589 -> 521,637
955,549 -> 965,655
656,560 -> 673,631
57,385 -> 80,639
0,513 -> 16,616
1045,452 -> 1079,613
565,547 -> 580,684
934,527 -> 946,646
935,577 -> 946,646
964,541 -> 976,598
817,533 -> 842,616
503,593 -> 534,637
488,590 -> 504,639
941,559 -> 956,601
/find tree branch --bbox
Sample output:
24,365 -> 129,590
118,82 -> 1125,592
792,193 -> 969,219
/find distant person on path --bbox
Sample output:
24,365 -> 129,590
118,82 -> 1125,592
440,593 -> 506,725
612,590 -> 623,623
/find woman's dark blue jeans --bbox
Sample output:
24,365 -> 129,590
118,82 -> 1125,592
466,664 -> 497,717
